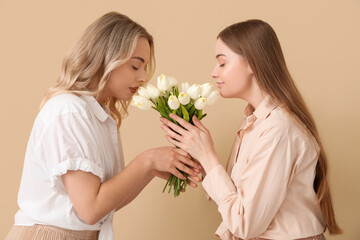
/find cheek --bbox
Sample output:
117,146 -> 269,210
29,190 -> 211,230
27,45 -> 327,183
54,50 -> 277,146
220,65 -> 251,97
105,67 -> 134,99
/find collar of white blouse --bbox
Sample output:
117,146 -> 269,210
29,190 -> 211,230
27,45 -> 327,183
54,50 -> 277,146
80,95 -> 114,123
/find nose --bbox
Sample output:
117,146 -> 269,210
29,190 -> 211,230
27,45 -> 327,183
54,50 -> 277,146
211,66 -> 219,79
138,70 -> 147,83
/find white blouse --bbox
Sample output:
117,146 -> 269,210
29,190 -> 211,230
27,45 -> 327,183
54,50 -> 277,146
14,94 -> 125,240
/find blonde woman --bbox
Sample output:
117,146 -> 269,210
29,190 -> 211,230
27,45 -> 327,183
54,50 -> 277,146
160,20 -> 342,239
6,12 -> 201,240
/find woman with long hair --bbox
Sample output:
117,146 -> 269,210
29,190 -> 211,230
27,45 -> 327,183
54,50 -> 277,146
6,12 -> 200,240
160,20 -> 342,239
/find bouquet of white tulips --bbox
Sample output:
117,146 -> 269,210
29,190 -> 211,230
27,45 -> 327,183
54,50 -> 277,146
131,74 -> 219,197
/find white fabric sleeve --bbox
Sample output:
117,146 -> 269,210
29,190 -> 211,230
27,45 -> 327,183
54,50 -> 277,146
37,112 -> 105,195
51,158 -> 105,195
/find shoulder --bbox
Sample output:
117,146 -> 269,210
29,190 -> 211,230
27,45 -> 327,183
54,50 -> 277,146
260,106 -> 318,152
260,106 -> 311,142
38,94 -> 90,125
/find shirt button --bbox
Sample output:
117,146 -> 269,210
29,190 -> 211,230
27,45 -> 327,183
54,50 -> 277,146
248,115 -> 256,121
238,189 -> 244,197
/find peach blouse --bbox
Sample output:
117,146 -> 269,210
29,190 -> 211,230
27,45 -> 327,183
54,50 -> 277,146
202,96 -> 326,240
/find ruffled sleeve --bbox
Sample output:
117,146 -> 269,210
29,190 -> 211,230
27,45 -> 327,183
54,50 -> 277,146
36,112 -> 105,195
50,158 -> 105,195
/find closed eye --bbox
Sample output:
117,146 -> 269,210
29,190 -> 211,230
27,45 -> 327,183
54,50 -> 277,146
132,66 -> 138,70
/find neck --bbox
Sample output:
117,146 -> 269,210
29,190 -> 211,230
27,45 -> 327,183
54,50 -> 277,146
240,79 -> 265,109
96,92 -> 107,106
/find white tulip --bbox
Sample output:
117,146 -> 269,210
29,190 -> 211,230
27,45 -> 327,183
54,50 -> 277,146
168,95 -> 180,110
137,86 -> 151,99
146,84 -> 161,99
206,90 -> 220,105
181,82 -> 191,92
200,83 -> 212,98
157,74 -> 171,92
194,97 -> 207,110
186,84 -> 201,99
167,76 -> 178,87
131,95 -> 152,110
178,92 -> 190,105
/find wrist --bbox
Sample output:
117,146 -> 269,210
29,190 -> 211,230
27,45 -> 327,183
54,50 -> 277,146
135,150 -> 155,177
200,151 -> 220,173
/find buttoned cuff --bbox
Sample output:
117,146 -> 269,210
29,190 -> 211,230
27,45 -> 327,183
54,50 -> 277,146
202,165 -> 237,206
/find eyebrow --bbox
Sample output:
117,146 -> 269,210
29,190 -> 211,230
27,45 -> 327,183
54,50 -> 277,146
216,54 -> 226,59
131,56 -> 145,63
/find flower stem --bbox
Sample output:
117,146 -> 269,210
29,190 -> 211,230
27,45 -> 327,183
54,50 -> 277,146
162,171 -> 189,197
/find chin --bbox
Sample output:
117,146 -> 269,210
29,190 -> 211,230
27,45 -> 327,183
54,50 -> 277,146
115,93 -> 133,101
219,89 -> 230,98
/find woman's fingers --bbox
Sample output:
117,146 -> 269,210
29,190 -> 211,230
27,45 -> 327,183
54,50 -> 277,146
173,153 -> 200,176
169,113 -> 195,131
160,117 -> 187,135
187,177 -> 200,188
165,135 -> 184,149
174,161 -> 196,177
170,168 -> 186,180
160,123 -> 183,142
192,116 -> 208,133
173,148 -> 191,158
175,152 -> 199,170
188,174 -> 201,183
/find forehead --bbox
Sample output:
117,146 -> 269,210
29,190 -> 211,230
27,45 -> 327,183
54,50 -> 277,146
215,38 -> 236,57
132,37 -> 151,62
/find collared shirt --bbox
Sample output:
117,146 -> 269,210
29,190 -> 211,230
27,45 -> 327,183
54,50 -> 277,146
202,96 -> 326,240
14,94 -> 125,240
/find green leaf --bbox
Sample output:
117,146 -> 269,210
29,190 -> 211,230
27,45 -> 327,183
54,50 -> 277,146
178,104 -> 183,117
181,105 -> 190,122
157,97 -> 163,108
186,103 -> 193,111
199,113 -> 207,120
197,109 -> 203,119
188,105 -> 196,117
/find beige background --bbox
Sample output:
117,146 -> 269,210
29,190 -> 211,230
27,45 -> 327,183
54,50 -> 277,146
1,0 -> 359,239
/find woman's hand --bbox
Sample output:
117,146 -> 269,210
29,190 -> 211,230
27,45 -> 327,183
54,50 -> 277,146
140,146 -> 202,186
160,113 -> 220,173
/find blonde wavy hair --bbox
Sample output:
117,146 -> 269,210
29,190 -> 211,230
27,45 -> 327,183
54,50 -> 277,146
40,12 -> 155,129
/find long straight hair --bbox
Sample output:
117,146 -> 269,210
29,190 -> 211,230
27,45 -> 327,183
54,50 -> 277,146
40,12 -> 155,129
218,20 -> 342,235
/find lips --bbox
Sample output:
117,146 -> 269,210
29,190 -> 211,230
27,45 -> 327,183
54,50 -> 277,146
129,87 -> 139,94
216,82 -> 224,88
